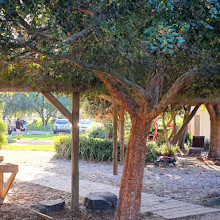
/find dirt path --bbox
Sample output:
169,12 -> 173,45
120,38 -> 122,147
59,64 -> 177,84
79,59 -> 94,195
11,139 -> 53,145
1,150 -> 220,204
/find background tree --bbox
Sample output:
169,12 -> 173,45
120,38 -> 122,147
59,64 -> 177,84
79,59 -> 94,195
0,1 -> 219,219
0,92 -> 72,125
0,93 -> 33,119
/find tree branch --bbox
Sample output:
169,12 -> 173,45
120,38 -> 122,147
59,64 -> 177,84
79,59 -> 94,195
4,10 -> 30,30
150,68 -> 200,118
206,104 -> 216,119
76,7 -> 96,16
96,73 -> 139,116
171,104 -> 200,145
64,26 -> 95,44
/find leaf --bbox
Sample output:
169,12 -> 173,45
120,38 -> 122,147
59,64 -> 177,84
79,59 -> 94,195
144,41 -> 151,45
157,37 -> 163,43
167,38 -> 174,43
167,44 -> 173,48
150,46 -> 157,50
203,23 -> 214,29
178,39 -> 186,43
168,49 -> 174,54
162,47 -> 167,53
186,24 -> 190,29
172,32 -> 178,36
176,37 -> 183,40
160,42 -> 166,48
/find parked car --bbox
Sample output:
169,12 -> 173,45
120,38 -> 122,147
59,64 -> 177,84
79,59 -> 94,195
53,119 -> 71,134
79,119 -> 92,132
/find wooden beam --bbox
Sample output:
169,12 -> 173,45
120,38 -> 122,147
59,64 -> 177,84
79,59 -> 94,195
33,211 -> 54,220
41,92 -> 72,122
1,173 -> 17,199
113,102 -> 118,175
0,173 -> 3,197
170,97 -> 220,105
100,95 -> 220,105
120,106 -> 125,163
0,163 -> 18,173
0,80 -> 80,92
71,92 -> 79,210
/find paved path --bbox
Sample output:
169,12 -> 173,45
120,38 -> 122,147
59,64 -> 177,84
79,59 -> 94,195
11,139 -> 53,145
10,164 -> 220,219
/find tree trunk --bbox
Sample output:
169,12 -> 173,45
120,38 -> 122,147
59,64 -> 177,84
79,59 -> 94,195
115,117 -> 151,220
177,126 -> 188,149
207,104 -> 220,160
171,105 -> 200,146
162,113 -> 170,149
41,115 -> 45,126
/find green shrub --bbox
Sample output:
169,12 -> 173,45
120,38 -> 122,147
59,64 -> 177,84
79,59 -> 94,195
156,143 -> 178,157
0,119 -> 7,149
87,124 -> 106,139
185,132 -> 192,147
54,134 -> 121,161
80,136 -> 119,161
54,135 -> 71,159
146,142 -> 158,162
145,142 -> 178,163
86,123 -> 113,139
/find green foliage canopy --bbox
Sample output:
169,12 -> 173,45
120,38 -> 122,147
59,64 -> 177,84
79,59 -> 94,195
0,0 -> 219,96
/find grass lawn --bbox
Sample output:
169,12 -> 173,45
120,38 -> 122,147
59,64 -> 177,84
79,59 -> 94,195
4,145 -> 54,151
11,134 -> 61,140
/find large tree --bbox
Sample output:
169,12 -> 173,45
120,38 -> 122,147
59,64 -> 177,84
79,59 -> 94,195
0,1 -> 219,219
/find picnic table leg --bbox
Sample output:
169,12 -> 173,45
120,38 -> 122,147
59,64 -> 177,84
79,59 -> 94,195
1,173 -> 16,199
0,173 -> 3,204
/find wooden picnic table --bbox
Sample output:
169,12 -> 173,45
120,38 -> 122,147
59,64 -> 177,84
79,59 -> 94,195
0,156 -> 18,203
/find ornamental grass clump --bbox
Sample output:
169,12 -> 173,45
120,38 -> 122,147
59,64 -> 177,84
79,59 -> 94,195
0,119 -> 7,149
54,134 -> 121,161
54,134 -> 72,159
156,143 -> 178,157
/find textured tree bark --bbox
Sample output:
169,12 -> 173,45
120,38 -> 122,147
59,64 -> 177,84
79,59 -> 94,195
171,105 -> 200,146
207,104 -> 220,160
115,116 -> 151,220
177,126 -> 188,149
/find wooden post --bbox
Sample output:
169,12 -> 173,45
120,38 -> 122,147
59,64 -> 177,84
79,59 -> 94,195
113,102 -> 118,175
120,106 -> 125,163
1,173 -> 17,199
0,173 -> 3,197
71,92 -> 79,210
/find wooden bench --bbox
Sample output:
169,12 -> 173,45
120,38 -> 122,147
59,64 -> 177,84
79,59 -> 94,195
0,156 -> 18,204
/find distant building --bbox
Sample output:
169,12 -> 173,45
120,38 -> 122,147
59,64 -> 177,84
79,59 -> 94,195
190,107 -> 210,140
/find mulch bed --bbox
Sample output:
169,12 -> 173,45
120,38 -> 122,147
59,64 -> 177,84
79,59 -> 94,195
1,180 -> 115,220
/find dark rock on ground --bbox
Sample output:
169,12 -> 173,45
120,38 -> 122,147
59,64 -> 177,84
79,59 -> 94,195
35,198 -> 65,213
84,192 -> 117,211
204,197 -> 220,208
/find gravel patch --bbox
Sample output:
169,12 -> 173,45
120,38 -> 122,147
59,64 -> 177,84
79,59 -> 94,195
0,149 -> 220,219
